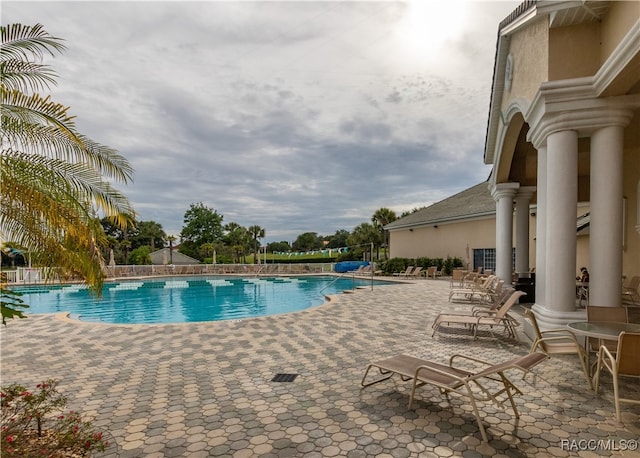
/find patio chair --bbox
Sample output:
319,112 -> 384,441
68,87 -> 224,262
485,279 -> 505,303
361,352 -> 548,442
524,309 -> 592,389
407,266 -> 423,278
594,332 -> 640,422
426,266 -> 443,279
432,290 -> 526,339
586,305 -> 628,372
449,269 -> 468,287
351,265 -> 365,274
468,287 -> 512,315
392,266 -> 414,277
353,265 -> 371,276
440,288 -> 512,317
586,305 -> 628,352
448,275 -> 497,303
622,275 -> 639,305
458,271 -> 481,289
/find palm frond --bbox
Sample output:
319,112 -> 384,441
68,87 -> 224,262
0,23 -> 66,62
1,87 -> 77,132
2,90 -> 134,183
1,152 -> 135,230
1,155 -> 110,291
1,59 -> 59,92
0,23 -> 135,320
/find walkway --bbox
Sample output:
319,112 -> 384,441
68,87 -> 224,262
1,279 -> 638,457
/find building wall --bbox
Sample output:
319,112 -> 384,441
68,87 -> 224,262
502,17 -> 549,107
389,217 -> 497,269
499,5 -> 639,282
549,22 -> 601,80
601,1 -> 639,61
389,208 -> 598,277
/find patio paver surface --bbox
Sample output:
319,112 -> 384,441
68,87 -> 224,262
1,279 -> 638,457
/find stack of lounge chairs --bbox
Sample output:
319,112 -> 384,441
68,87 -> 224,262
432,289 -> 525,339
392,266 -> 423,278
448,274 -> 503,304
392,266 -> 414,277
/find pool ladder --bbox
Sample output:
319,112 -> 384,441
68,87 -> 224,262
319,270 -> 373,294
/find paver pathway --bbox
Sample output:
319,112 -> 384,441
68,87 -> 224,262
1,279 -> 638,457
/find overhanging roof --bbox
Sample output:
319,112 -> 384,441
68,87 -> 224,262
385,182 -> 495,230
385,182 -> 591,233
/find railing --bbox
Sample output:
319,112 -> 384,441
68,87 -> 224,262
319,270 -> 357,294
109,263 -> 337,277
320,264 -> 378,294
2,267 -> 45,284
2,263 -> 339,284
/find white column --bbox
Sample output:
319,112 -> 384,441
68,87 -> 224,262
589,125 -> 624,306
534,146 -> 547,308
492,183 -> 519,284
515,187 -> 536,275
545,130 -> 578,312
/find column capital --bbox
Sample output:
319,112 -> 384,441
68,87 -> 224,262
515,186 -> 536,201
526,91 -> 639,149
491,182 -> 520,201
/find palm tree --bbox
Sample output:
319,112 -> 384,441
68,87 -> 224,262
166,235 -> 176,264
372,207 -> 397,259
224,223 -> 248,263
247,225 -> 265,264
348,222 -> 381,261
1,24 -> 135,323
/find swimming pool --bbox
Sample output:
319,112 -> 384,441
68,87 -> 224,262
12,276 -> 388,324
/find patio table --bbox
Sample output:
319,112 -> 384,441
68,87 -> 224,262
567,321 -> 640,378
566,321 -> 640,341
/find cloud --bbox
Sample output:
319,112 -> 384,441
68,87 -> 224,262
3,0 -> 520,241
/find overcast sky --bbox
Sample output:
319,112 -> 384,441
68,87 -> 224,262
4,0 -> 519,243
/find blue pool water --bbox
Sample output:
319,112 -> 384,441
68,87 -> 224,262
12,276 -> 387,324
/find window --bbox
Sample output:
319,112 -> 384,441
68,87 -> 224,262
473,248 -> 515,272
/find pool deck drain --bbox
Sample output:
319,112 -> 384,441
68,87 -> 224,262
271,373 -> 299,382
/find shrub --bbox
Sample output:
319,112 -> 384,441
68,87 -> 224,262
443,256 -> 464,275
383,256 -> 464,275
1,379 -> 108,457
128,245 -> 152,265
383,257 -> 411,274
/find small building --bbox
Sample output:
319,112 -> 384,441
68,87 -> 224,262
149,248 -> 201,266
386,183 -> 497,270
386,181 -> 591,274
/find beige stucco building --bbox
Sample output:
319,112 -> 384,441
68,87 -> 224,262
387,182 -> 510,270
389,1 -> 639,328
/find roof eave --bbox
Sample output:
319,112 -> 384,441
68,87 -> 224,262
484,35 -> 510,165
386,211 -> 496,231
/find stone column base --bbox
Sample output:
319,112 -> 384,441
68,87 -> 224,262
531,303 -> 587,332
